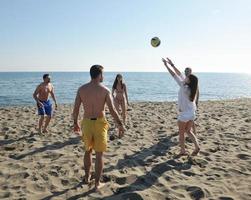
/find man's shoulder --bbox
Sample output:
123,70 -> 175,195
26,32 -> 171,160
78,83 -> 96,93
78,83 -> 110,92
101,85 -> 111,93
37,82 -> 44,88
48,83 -> 54,88
79,83 -> 90,89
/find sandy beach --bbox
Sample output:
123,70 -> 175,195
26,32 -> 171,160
0,98 -> 250,200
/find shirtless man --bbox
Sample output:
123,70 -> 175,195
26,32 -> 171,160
73,65 -> 125,190
33,74 -> 57,133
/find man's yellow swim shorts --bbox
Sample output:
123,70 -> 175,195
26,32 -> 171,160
81,117 -> 109,152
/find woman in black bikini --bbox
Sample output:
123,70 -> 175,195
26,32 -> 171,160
112,74 -> 129,124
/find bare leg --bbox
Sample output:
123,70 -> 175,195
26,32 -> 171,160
114,98 -> 120,115
178,121 -> 187,155
38,115 -> 44,133
114,98 -> 122,134
186,121 -> 200,155
121,99 -> 127,124
192,121 -> 197,135
84,150 -> 92,183
95,151 -> 104,190
43,116 -> 51,132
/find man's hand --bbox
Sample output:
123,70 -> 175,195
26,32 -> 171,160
37,101 -> 43,108
118,124 -> 125,138
73,123 -> 80,134
55,103 -> 58,110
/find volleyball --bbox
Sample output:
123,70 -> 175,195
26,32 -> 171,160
151,37 -> 161,47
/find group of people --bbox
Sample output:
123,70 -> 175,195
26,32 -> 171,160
33,72 -> 129,134
33,57 -> 200,190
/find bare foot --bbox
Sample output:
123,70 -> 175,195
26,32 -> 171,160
174,151 -> 189,158
191,147 -> 200,156
179,149 -> 189,155
83,176 -> 91,184
84,176 -> 94,188
42,129 -> 48,133
94,182 -> 105,191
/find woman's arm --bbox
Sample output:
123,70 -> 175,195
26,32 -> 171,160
162,58 -> 175,76
162,58 -> 183,87
196,87 -> 199,107
166,57 -> 182,76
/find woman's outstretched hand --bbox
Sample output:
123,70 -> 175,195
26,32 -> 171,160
162,57 -> 176,77
165,57 -> 174,66
162,58 -> 167,65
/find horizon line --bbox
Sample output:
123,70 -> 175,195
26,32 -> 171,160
0,71 -> 249,74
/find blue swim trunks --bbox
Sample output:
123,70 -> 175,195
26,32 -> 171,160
37,100 -> 53,116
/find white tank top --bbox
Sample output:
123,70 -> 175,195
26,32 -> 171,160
173,74 -> 196,113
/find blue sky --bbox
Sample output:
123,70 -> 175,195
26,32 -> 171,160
0,0 -> 251,72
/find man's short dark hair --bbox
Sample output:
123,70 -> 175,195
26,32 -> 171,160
43,74 -> 49,80
90,65 -> 103,79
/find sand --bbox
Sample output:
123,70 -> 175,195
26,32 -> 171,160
0,99 -> 251,200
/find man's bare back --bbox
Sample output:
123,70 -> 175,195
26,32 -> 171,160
72,65 -> 125,190
78,82 -> 109,118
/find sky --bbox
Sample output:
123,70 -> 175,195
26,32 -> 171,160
0,0 -> 251,73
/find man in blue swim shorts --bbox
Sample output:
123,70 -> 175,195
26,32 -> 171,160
33,74 -> 58,133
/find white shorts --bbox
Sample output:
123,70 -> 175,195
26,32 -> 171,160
178,111 -> 196,122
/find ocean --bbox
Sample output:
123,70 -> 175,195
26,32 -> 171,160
0,72 -> 251,106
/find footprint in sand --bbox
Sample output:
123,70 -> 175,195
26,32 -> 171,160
236,153 -> 250,160
61,179 -> 70,186
9,172 -> 30,180
186,186 -> 205,199
4,145 -> 16,151
206,177 -> 215,181
199,151 -> 210,156
183,171 -> 197,177
103,174 -> 138,186
48,170 -> 59,177
244,118 -> 251,123
42,152 -> 63,161
188,157 -> 208,168
41,173 -> 49,181
208,146 -> 221,153
218,197 -> 234,200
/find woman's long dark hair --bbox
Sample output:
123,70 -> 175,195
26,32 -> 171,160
187,74 -> 198,102
112,74 -> 124,90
